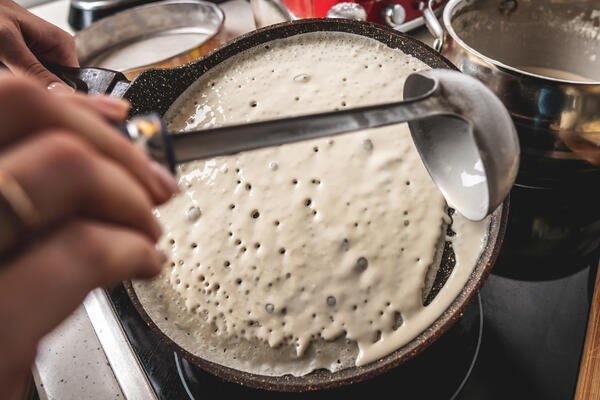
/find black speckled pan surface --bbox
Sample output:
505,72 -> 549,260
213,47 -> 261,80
121,19 -> 509,392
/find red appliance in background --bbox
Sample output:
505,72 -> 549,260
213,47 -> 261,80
281,0 -> 444,27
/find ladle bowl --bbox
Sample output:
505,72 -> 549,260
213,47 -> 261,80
404,69 -> 519,220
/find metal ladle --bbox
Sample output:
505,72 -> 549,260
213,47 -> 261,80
125,69 -> 519,221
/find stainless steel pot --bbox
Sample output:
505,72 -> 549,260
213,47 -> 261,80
424,0 -> 600,188
420,0 -> 600,268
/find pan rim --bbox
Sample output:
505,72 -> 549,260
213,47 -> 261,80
123,18 -> 509,392
123,18 -> 458,117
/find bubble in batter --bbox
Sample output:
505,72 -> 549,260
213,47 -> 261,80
294,73 -> 311,83
186,206 -> 201,222
355,257 -> 368,272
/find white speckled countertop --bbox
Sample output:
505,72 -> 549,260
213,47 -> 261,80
33,306 -> 124,399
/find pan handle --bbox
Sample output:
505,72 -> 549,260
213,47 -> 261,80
45,63 -> 130,96
420,0 -> 446,53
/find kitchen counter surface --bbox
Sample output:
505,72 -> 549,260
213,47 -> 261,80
33,306 -> 124,399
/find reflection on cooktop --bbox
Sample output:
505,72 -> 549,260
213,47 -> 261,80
493,184 -> 600,281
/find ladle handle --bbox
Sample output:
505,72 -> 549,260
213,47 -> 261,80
158,89 -> 447,165
118,80 -> 446,172
421,0 -> 446,53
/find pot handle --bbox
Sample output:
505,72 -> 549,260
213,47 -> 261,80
45,63 -> 130,96
421,0 -> 446,53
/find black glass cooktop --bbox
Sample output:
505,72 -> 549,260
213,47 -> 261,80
458,263 -> 592,399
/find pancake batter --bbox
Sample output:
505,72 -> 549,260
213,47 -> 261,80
133,32 -> 490,376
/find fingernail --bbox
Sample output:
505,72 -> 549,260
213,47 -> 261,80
47,82 -> 74,93
156,249 -> 168,265
151,249 -> 168,275
91,95 -> 130,114
138,249 -> 167,278
150,161 -> 179,195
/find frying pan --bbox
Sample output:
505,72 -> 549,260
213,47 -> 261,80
52,19 -> 509,391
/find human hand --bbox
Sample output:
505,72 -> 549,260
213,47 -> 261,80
0,0 -> 78,91
0,75 -> 178,399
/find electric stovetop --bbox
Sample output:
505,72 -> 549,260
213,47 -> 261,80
86,246 -> 594,400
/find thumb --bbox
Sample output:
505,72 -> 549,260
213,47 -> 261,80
3,37 -> 73,92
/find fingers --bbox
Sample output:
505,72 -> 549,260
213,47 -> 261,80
0,370 -> 29,400
19,9 -> 79,68
0,1 -> 78,90
0,219 -> 165,375
0,26 -> 69,90
0,76 -> 178,204
0,131 -> 163,253
58,92 -> 131,122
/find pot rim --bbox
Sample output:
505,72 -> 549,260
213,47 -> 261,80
443,0 -> 600,85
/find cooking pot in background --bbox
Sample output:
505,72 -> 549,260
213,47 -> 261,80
423,0 -> 600,270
